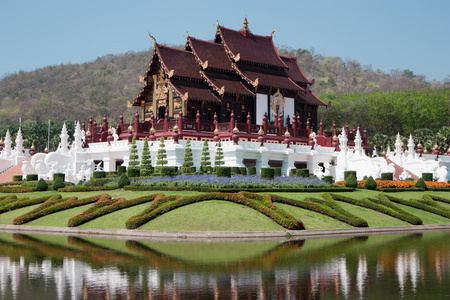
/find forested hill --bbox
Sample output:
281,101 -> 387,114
0,45 -> 448,130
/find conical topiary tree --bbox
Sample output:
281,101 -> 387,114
140,137 -> 153,176
214,140 -> 224,167
156,137 -> 168,167
200,138 -> 211,174
127,136 -> 140,177
181,139 -> 195,174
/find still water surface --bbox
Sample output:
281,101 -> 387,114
0,231 -> 449,299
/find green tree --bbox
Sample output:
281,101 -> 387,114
200,139 -> 211,174
140,137 -> 153,176
214,140 -> 224,166
156,137 -> 168,166
181,139 -> 195,174
128,136 -> 139,168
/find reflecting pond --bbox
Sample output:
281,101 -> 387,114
0,231 -> 450,299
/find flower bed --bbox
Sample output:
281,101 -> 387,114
58,186 -> 118,192
0,185 -> 36,193
324,193 -> 422,225
68,194 -> 159,227
334,180 -> 449,190
125,192 -> 305,230
270,194 -> 368,227
13,194 -> 107,225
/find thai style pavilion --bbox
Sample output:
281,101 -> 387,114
132,17 -> 326,132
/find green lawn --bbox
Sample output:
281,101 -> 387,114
0,189 -> 449,231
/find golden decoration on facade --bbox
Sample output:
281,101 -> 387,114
201,60 -> 209,69
234,53 -> 241,62
218,86 -> 225,95
252,78 -> 259,88
168,69 -> 174,78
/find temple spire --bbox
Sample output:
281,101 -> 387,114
240,15 -> 251,33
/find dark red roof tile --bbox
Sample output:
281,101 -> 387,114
201,71 -> 254,96
157,45 -> 202,80
189,37 -> 233,71
281,56 -> 311,85
296,90 -> 326,106
218,26 -> 287,69
168,79 -> 221,103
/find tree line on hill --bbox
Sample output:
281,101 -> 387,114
0,45 -> 449,153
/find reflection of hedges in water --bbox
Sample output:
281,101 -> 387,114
125,240 -> 305,272
0,238 -> 40,261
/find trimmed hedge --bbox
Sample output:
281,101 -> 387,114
13,194 -> 107,225
36,179 -> 48,191
272,167 -> 282,178
345,174 -> 358,188
68,194 -> 159,227
216,167 -> 231,178
93,171 -> 106,179
180,166 -> 196,174
415,178 -> 427,189
0,186 -> 36,193
363,176 -> 377,190
382,194 -> 450,219
126,192 -> 304,230
422,173 -> 433,182
53,173 -> 65,182
272,194 -> 368,227
296,168 -> 309,178
26,174 -> 38,181
344,171 -> 357,181
323,176 -> 333,184
380,173 -> 393,181
117,166 -> 126,176
58,185 -> 118,192
118,173 -> 130,188
248,167 -> 256,176
325,193 -> 422,225
127,167 -> 140,178
424,194 -> 450,204
0,194 -> 57,214
12,175 -> 22,182
125,185 -> 354,193
260,167 -> 274,179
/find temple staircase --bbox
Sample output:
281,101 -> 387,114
0,157 -> 31,183
384,157 -> 419,180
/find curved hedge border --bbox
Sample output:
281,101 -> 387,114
13,194 -> 107,225
125,192 -> 304,230
382,194 -> 450,219
0,186 -> 36,193
271,194 -> 368,227
424,194 -> 450,204
325,193 -> 422,225
0,194 -> 56,214
68,194 -> 159,227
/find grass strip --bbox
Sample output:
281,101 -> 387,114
0,195 -> 56,214
424,194 -> 450,205
382,194 -> 450,219
13,194 -> 108,225
68,194 -> 159,227
326,193 -> 422,225
271,194 -> 368,227
125,192 -> 304,230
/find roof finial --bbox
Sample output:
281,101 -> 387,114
186,31 -> 189,39
216,20 -> 219,28
148,32 -> 157,47
270,28 -> 277,37
243,14 -> 248,30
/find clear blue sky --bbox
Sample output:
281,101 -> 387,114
1,0 -> 449,81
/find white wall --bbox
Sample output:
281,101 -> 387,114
284,97 -> 295,124
256,93 -> 267,125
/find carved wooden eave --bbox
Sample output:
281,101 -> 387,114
199,71 -> 224,95
230,63 -> 257,87
201,60 -> 209,69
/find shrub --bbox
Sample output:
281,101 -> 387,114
156,137 -> 168,167
422,173 -> 433,182
77,180 -> 83,185
52,179 -> 65,191
117,166 -> 126,176
181,140 -> 194,174
380,173 -> 393,181
180,166 -> 196,174
118,173 -> 130,188
53,173 -> 65,182
239,167 -> 247,176
216,167 -> 231,177
12,175 -> 23,182
140,137 -> 154,176
415,178 -> 427,189
127,167 -> 140,178
363,176 -> 377,189
36,178 -> 48,191
93,171 -> 106,179
296,168 -> 309,178
289,169 -> 296,177
106,171 -> 118,177
200,139 -> 211,174
248,167 -> 256,175
26,174 -> 38,181
214,140 -> 225,167
272,167 -> 282,177
344,171 -> 357,181
404,178 -> 415,181
85,177 -> 114,187
261,167 -> 274,179
345,173 -> 358,188
323,175 -> 333,184
129,136 -> 139,168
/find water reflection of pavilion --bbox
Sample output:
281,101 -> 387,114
0,232 -> 449,299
